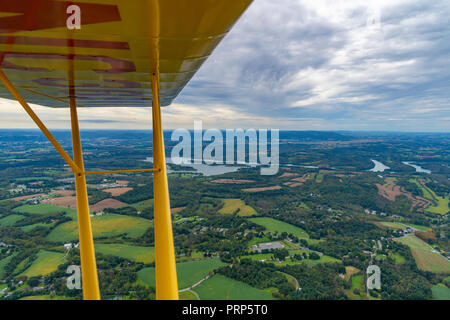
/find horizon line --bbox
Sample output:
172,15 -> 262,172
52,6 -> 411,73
0,128 -> 448,134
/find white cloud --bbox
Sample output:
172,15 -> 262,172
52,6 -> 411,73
0,0 -> 449,131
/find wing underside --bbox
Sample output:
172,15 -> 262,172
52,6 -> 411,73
0,0 -> 252,107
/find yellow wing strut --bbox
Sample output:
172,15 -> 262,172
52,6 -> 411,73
152,72 -> 179,300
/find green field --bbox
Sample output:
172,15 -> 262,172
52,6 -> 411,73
431,284 -> 450,300
389,252 -> 406,264
410,178 -> 449,215
138,258 -> 227,289
20,250 -> 66,278
219,199 -> 257,217
248,235 -> 272,246
346,274 -> 365,300
20,222 -> 56,232
13,204 -> 76,216
176,250 -> 205,262
248,217 -> 309,239
46,214 -> 152,242
179,290 -> 198,300
130,199 -> 154,210
376,221 -> 431,231
195,274 -> 276,300
347,274 -> 364,300
395,235 -> 450,273
0,214 -> 25,226
15,177 -> 53,182
375,221 -> 403,230
351,274 -> 363,291
384,177 -> 398,185
95,243 -> 155,263
19,295 -> 72,300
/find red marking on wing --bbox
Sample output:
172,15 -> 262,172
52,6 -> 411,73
0,35 -> 129,50
0,0 -> 121,33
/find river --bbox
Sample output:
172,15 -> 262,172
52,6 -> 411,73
369,159 -> 390,172
402,161 -> 431,174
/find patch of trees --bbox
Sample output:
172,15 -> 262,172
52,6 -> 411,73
14,212 -> 65,227
376,259 -> 432,300
86,188 -> 110,204
310,237 -> 371,263
282,263 -> 347,300
117,185 -> 153,204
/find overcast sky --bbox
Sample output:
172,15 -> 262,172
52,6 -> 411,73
0,0 -> 449,131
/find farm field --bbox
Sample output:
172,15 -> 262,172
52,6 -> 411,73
175,250 -> 204,262
219,199 -> 257,217
242,186 -> 282,193
19,250 -> 66,277
395,235 -> 450,273
138,258 -> 227,289
347,274 -> 364,300
19,295 -> 72,300
374,221 -> 403,230
10,193 -> 44,201
410,178 -> 449,215
90,198 -> 127,212
431,284 -> 450,300
95,243 -> 155,264
408,224 -> 432,231
248,217 -> 309,239
51,190 -> 75,196
15,177 -> 52,182
42,196 -> 77,209
345,266 -> 360,281
103,188 -> 133,197
389,252 -> 406,264
179,290 -> 198,300
211,179 -> 254,184
0,214 -> 25,226
426,194 -> 449,215
46,214 -> 152,242
195,274 -> 276,300
130,199 -> 154,210
13,204 -> 76,216
20,222 -> 55,232
374,221 -> 431,231
376,181 -> 430,211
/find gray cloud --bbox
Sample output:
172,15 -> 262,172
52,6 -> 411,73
0,0 -> 448,131
175,0 -> 450,131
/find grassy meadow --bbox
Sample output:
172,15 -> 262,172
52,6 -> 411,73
95,243 -> 155,264
138,258 -> 227,289
46,214 -> 152,242
19,250 -> 66,278
248,217 -> 309,239
219,199 -> 257,217
395,235 -> 450,273
195,274 -> 276,300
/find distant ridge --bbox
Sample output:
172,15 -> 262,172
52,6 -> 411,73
278,131 -> 354,141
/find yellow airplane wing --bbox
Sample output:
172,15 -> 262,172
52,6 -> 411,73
0,0 -> 252,107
